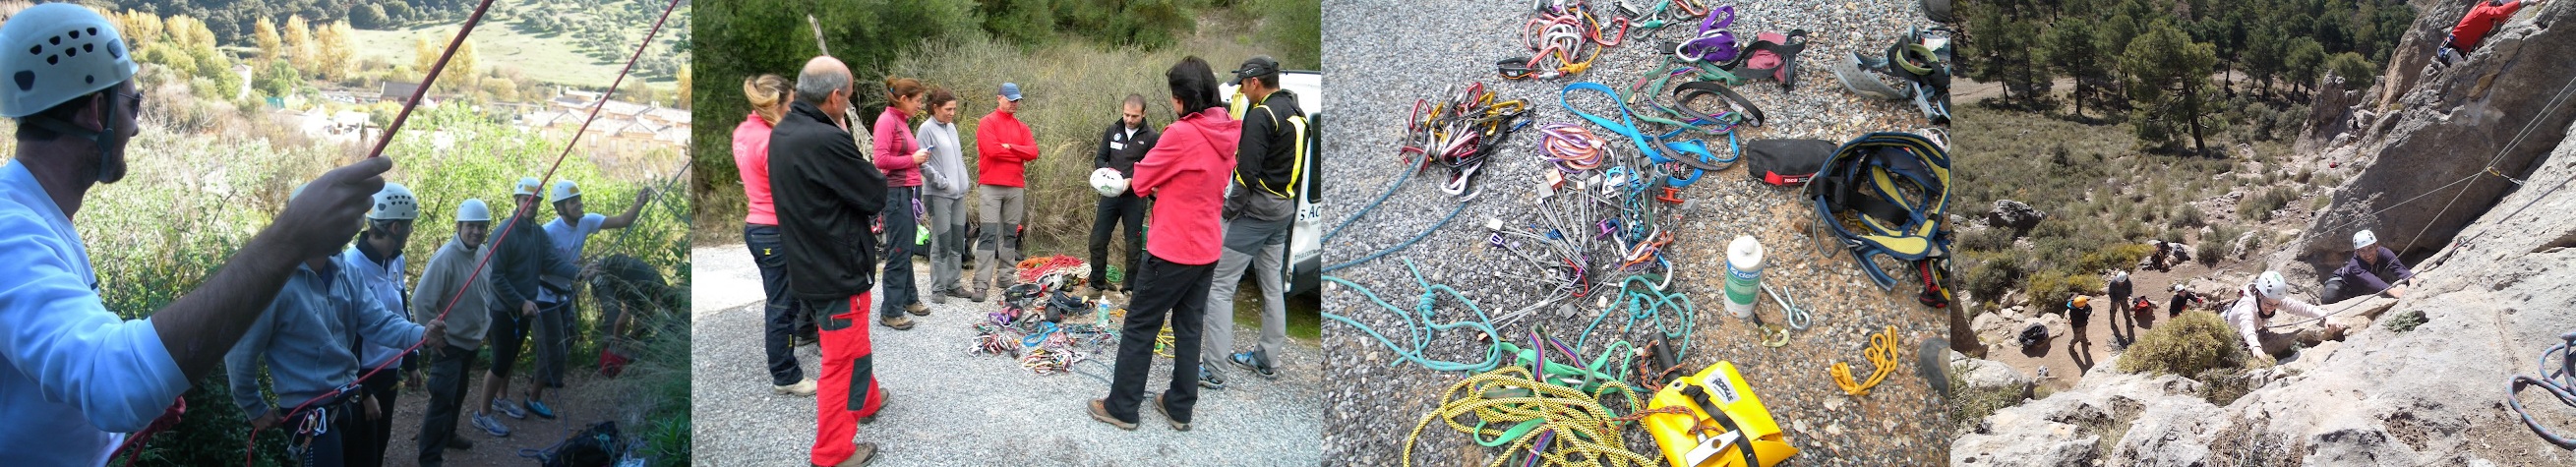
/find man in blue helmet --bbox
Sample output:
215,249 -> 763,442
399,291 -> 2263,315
0,4 -> 389,464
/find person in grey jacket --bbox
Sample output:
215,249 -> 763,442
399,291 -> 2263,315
917,88 -> 973,304
414,199 -> 494,464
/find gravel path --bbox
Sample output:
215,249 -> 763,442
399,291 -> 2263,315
1321,0 -> 1952,464
690,246 -> 1322,466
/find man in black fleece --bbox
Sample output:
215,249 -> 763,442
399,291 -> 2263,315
1202,55 -> 1305,388
1088,94 -> 1157,295
768,56 -> 890,467
473,177 -> 576,432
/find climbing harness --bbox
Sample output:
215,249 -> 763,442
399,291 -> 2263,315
1828,325 -> 1900,396
1804,132 -> 1951,299
1835,28 -> 1956,123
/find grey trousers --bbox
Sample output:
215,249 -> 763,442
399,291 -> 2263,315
1203,214 -> 1291,369
927,195 -> 968,292
972,186 -> 1027,291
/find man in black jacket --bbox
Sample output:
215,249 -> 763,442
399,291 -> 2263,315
1202,56 -> 1304,388
1088,94 -> 1156,295
768,56 -> 889,467
473,177 -> 577,434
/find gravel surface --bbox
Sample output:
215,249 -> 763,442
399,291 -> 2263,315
690,246 -> 1322,466
1321,0 -> 1952,464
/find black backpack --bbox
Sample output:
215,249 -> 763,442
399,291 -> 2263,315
534,421 -> 621,467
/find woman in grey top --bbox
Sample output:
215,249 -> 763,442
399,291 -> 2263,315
916,88 -> 974,302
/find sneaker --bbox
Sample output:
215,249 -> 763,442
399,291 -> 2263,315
471,412 -> 512,438
965,289 -> 988,303
1229,351 -> 1279,379
446,435 -> 474,449
523,399 -> 556,419
774,379 -> 818,396
905,302 -> 929,317
931,291 -> 949,305
1087,399 -> 1136,431
1154,392 -> 1190,432
490,399 -> 526,420
1198,368 -> 1227,389
880,316 -> 915,330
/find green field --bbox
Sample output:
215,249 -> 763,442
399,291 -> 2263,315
346,21 -> 675,91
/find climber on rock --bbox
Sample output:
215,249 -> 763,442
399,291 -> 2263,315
2322,229 -> 2416,303
2439,0 -> 2546,67
2228,271 -> 2344,361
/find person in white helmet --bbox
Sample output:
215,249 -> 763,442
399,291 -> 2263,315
338,182 -> 420,467
2227,271 -> 2344,360
0,4 -> 389,464
2323,229 -> 2415,303
413,199 -> 494,465
474,177 -> 576,431
223,183 -> 441,467
529,179 -> 651,413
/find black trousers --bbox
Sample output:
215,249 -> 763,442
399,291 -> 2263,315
416,343 -> 475,466
880,186 -> 922,316
349,364 -> 398,467
1104,255 -> 1214,424
1089,193 -> 1147,290
748,224 -> 808,385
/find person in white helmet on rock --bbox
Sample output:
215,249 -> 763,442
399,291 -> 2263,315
528,179 -> 650,413
2228,271 -> 2343,361
413,199 -> 495,465
2323,229 -> 2415,303
0,4 -> 389,463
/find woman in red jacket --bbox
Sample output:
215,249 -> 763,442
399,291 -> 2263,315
732,74 -> 819,396
872,78 -> 933,328
1089,56 -> 1240,433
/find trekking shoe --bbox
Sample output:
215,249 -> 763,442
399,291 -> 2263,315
1087,399 -> 1137,431
490,399 -> 526,420
965,288 -> 988,303
880,316 -> 915,330
826,442 -> 878,467
1229,351 -> 1279,379
523,399 -> 556,419
931,290 -> 949,305
942,288 -> 974,300
1198,368 -> 1227,389
1154,392 -> 1190,432
905,302 -> 929,317
774,379 -> 818,396
471,412 -> 512,438
861,388 -> 889,424
447,435 -> 474,449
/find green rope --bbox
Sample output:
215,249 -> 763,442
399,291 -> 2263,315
1321,259 -> 1504,373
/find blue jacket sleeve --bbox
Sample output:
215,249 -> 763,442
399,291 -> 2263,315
0,227 -> 192,432
223,303 -> 280,419
348,283 -> 424,354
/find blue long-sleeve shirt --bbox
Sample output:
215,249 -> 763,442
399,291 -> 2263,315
0,162 -> 191,465
339,245 -> 409,369
224,262 -> 423,419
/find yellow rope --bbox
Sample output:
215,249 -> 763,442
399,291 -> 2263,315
1403,366 -> 1659,467
1829,325 -> 1900,396
1154,324 -> 1175,359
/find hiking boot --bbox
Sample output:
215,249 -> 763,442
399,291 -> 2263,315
942,287 -> 974,300
1198,368 -> 1227,389
446,435 -> 474,449
861,388 -> 889,424
821,442 -> 877,467
930,290 -> 949,305
1087,399 -> 1136,431
880,316 -> 915,330
1078,285 -> 1102,300
774,379 -> 818,396
1154,392 -> 1190,432
490,399 -> 526,420
523,399 -> 556,419
965,288 -> 988,303
471,412 -> 511,438
905,302 -> 929,317
1229,351 -> 1279,379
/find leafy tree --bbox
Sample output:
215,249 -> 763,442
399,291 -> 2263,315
2283,36 -> 2324,96
253,16 -> 282,62
253,58 -> 301,98
283,16 -> 316,75
2122,21 -> 2220,153
2043,17 -> 2108,117
2323,51 -> 2376,91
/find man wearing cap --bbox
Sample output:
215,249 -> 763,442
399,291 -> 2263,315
770,55 -> 892,466
1203,56 -> 1304,387
341,182 -> 422,467
530,179 -> 652,412
224,184 -> 442,467
1088,94 -> 1156,297
969,82 -> 1041,302
0,5 -> 389,463
2229,271 -> 2342,360
415,199 -> 495,465
472,177 -> 577,435
2324,229 -> 2416,303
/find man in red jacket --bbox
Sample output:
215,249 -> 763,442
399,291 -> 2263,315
969,83 -> 1039,302
2441,0 -> 2546,66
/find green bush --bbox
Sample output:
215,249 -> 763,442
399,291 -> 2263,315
2115,311 -> 2251,377
1961,252 -> 2025,305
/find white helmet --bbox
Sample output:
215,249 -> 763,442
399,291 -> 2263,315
513,177 -> 542,197
2352,229 -> 2377,250
1089,167 -> 1128,197
455,198 -> 491,222
2254,271 -> 2289,300
550,180 -> 581,203
2112,271 -> 2129,284
0,4 -> 136,118
368,182 -> 418,221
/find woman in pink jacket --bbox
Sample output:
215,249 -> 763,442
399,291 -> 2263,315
1090,56 -> 1239,432
733,74 -> 819,395
872,78 -> 933,328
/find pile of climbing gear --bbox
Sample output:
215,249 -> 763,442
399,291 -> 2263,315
2508,329 -> 2576,448
1640,362 -> 1799,467
1403,365 -> 1657,467
1500,0 -> 1633,80
1828,325 -> 1900,396
1401,82 -> 1529,200
966,256 -> 1117,376
1828,27 -> 1956,123
1803,132 -> 1953,307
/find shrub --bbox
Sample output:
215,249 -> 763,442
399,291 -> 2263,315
1962,252 -> 2026,304
2116,311 -> 2251,377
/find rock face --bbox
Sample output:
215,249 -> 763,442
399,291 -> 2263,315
2287,2 -> 2576,280
1985,199 -> 2046,233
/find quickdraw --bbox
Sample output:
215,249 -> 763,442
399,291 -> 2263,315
1402,83 -> 1527,200
1501,0 -> 1632,80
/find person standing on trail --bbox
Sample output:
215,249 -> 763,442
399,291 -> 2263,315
969,82 -> 1040,302
2108,271 -> 2132,321
1202,56 -> 1305,390
770,56 -> 892,467
415,199 -> 495,465
529,179 -> 653,411
737,74 -> 820,397
2442,0 -> 2545,65
2324,229 -> 2416,303
225,184 -> 442,467
872,77 -> 934,326
2228,271 -> 2345,360
0,4 -> 390,463
2065,295 -> 2093,345
1088,93 -> 1157,299
919,88 -> 974,306
341,182 -> 422,467
1090,56 -> 1240,434
472,177 -> 577,435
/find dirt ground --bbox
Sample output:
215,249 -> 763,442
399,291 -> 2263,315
377,365 -> 633,466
